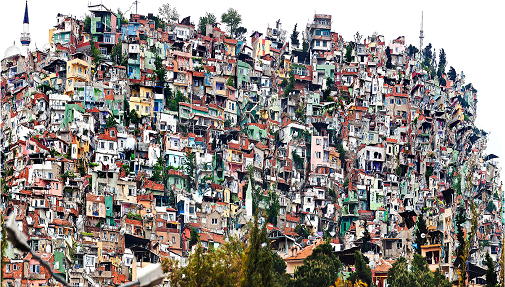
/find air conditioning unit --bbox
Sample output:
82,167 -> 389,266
146,209 -> 151,213
146,226 -> 152,230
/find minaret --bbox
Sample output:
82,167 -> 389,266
419,11 -> 424,52
20,0 -> 31,52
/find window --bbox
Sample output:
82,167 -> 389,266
316,138 -> 321,145
109,143 -> 114,150
323,41 -> 327,47
101,142 -> 105,149
315,40 -> 320,46
6,264 -> 10,273
396,99 -> 401,105
212,218 -> 218,225
12,264 -> 18,271
30,265 -> 40,274
389,99 -> 394,104
369,134 -> 374,141
172,236 -> 176,243
160,236 -> 164,241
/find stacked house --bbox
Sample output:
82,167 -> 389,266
0,3 -> 502,287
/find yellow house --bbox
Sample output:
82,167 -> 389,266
129,86 -> 153,117
65,58 -> 90,96
71,133 -> 90,160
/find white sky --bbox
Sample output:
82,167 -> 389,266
2,0 -> 504,172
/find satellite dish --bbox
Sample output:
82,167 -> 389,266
421,233 -> 426,238
120,228 -> 125,236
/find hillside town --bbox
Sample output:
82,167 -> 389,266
1,2 -> 503,287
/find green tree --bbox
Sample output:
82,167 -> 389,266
235,27 -> 248,41
414,213 -> 428,253
361,220 -> 371,253
348,251 -> 372,287
89,39 -> 103,74
271,250 -> 289,286
104,114 -> 117,128
448,66 -> 457,82
153,53 -> 167,87
184,148 -> 197,192
438,48 -> 446,73
111,42 -> 123,65
158,3 -> 179,26
292,242 -> 342,287
387,257 -> 417,287
265,191 -> 280,226
241,218 -> 276,287
150,156 -> 164,183
291,24 -> 300,48
198,12 -> 216,35
486,201 -> 496,213
189,227 -> 199,247
168,90 -> 188,112
221,8 -> 242,37
422,43 -> 433,67
386,47 -> 393,69
407,44 -> 419,57
294,224 -> 310,238
83,15 -> 91,33
345,43 -> 353,62
484,252 -> 498,287
302,40 -> 309,53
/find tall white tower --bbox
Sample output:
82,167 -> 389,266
419,11 -> 424,52
20,0 -> 31,53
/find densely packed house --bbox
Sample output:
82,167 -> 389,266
1,3 -> 502,287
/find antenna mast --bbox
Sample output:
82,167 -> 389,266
134,0 -> 139,14
419,11 -> 424,52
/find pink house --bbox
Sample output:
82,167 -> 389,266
310,135 -> 329,171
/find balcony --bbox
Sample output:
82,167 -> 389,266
128,58 -> 140,65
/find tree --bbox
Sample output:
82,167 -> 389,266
167,90 -> 188,112
104,114 -> 117,128
189,227 -> 199,247
291,24 -> 300,48
386,47 -> 393,69
235,27 -> 248,41
448,66 -> 457,82
345,43 -> 353,63
361,220 -> 371,253
484,252 -> 498,287
198,12 -> 216,35
486,201 -> 496,213
422,43 -> 433,67
158,3 -> 180,26
241,218 -> 276,287
387,255 -> 451,287
302,40 -> 309,53
265,191 -> 280,226
150,156 -> 164,183
184,148 -> 196,192
271,250 -> 289,286
89,39 -> 103,75
407,44 -> 419,57
163,237 -> 244,287
414,212 -> 428,253
153,53 -> 167,88
438,48 -> 446,73
348,251 -> 372,287
83,15 -> 91,33
294,224 -> 310,238
111,42 -> 123,66
292,242 -> 342,287
221,8 -> 242,37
